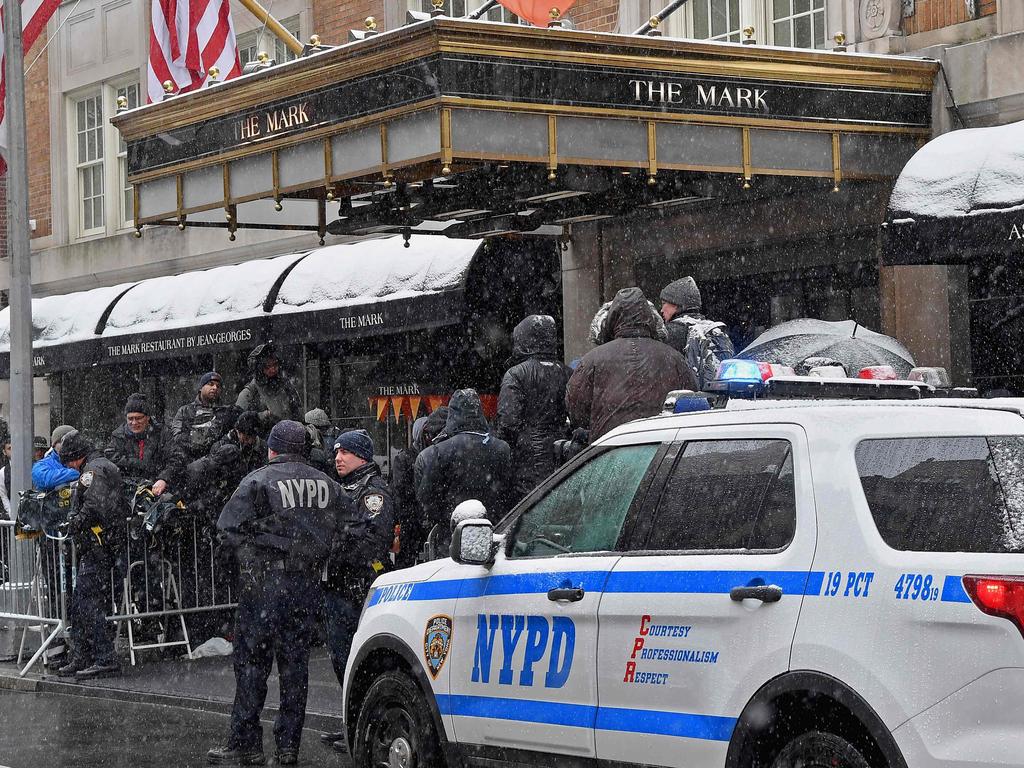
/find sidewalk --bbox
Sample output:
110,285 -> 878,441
0,640 -> 345,733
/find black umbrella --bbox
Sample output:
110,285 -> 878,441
738,319 -> 916,378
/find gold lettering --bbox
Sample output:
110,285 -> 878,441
239,115 -> 261,140
696,84 -> 717,107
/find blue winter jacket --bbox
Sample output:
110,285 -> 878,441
32,448 -> 79,491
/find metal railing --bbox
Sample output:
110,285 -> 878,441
0,511 -> 239,675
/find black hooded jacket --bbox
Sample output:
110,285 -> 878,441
567,287 -> 695,441
104,421 -> 174,485
497,315 -> 571,500
414,391 -> 512,532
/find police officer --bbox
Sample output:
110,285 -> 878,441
319,429 -> 394,754
208,420 -> 341,767
56,430 -> 126,680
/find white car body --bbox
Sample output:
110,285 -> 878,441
345,397 -> 1024,768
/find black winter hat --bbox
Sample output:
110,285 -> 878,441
57,430 -> 92,464
659,277 -> 702,314
124,392 -> 151,416
267,419 -> 306,455
234,410 -> 261,437
334,429 -> 374,462
197,371 -> 222,390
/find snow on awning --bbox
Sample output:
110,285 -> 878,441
884,120 -> 1024,265
0,235 -> 483,375
271,236 -> 479,344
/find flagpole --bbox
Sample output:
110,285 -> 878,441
5,0 -> 36,513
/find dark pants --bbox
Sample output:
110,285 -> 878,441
69,547 -> 116,665
323,588 -> 360,687
229,570 -> 319,752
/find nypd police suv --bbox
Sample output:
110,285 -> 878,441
343,360 -> 1024,768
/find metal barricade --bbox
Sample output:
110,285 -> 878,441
107,513 -> 238,665
0,519 -> 70,676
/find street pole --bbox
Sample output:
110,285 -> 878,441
5,0 -> 36,516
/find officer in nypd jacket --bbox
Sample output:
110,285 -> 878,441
57,431 -> 128,679
210,420 -> 342,765
318,429 -> 394,751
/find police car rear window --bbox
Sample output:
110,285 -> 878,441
856,437 -> 1024,553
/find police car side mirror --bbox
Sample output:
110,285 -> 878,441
451,519 -> 496,566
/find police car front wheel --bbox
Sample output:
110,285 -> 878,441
353,670 -> 443,768
771,731 -> 871,768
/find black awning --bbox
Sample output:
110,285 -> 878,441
883,120 -> 1024,265
0,235 -> 482,374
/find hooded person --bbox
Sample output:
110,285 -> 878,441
414,391 -> 512,557
568,287 -> 695,441
497,315 -> 572,502
390,407 -> 448,567
236,343 -> 303,434
659,276 -> 735,389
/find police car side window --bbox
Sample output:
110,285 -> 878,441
645,439 -> 795,552
856,436 -> 1024,553
509,444 -> 660,558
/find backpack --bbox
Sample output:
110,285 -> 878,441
673,316 -> 735,390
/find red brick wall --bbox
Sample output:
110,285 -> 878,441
569,0 -> 620,32
312,0 -> 383,44
25,32 -> 51,240
904,0 -> 996,35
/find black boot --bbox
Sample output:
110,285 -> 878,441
75,661 -> 121,680
276,748 -> 298,765
206,745 -> 266,765
319,731 -> 345,744
57,658 -> 89,677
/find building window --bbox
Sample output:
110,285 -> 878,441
116,83 -> 140,225
69,79 -> 141,239
662,0 -> 827,49
692,0 -> 741,42
74,93 -> 105,233
237,15 -> 301,66
407,0 -> 518,22
771,0 -> 826,48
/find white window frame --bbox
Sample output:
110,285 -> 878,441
67,77 -> 142,241
660,0 -> 827,49
72,91 -> 105,237
401,0 -> 519,23
236,14 -> 302,66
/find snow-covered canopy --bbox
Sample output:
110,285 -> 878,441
274,236 -> 479,314
0,235 -> 482,359
0,282 -> 134,351
889,119 -> 1024,219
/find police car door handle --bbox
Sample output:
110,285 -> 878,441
547,587 -> 585,602
730,584 -> 783,603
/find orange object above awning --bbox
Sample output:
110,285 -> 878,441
368,393 -> 498,422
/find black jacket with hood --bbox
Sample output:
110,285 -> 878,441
497,315 -> 571,500
414,391 -> 512,532
567,287 -> 695,441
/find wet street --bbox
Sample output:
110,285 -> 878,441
0,689 -> 347,768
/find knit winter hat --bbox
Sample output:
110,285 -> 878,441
197,371 -> 223,390
304,408 -> 330,428
267,419 -> 307,455
50,425 -> 76,447
334,429 -> 374,462
57,430 -> 92,463
124,392 -> 151,416
659,276 -> 702,314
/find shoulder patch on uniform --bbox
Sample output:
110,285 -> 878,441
364,493 -> 385,515
423,614 -> 453,679
79,471 -> 94,488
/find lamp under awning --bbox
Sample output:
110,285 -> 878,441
883,119 -> 1024,265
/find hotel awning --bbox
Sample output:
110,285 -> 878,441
112,17 -> 938,242
0,235 -> 482,376
884,119 -> 1024,265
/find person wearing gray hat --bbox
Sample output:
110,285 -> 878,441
31,425 -> 81,491
659,276 -> 735,389
210,419 -> 345,767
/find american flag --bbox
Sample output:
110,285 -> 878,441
147,0 -> 241,104
0,0 -> 62,174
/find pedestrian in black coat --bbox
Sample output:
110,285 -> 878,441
498,315 -> 571,502
415,390 -> 511,556
104,393 -> 175,494
568,287 -> 695,441
169,372 -> 239,487
390,409 -> 448,567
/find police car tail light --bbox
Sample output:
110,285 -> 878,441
857,366 -> 899,380
963,575 -> 1024,637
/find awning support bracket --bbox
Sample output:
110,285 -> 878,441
831,132 -> 842,193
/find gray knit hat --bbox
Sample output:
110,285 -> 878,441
50,425 -> 76,448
